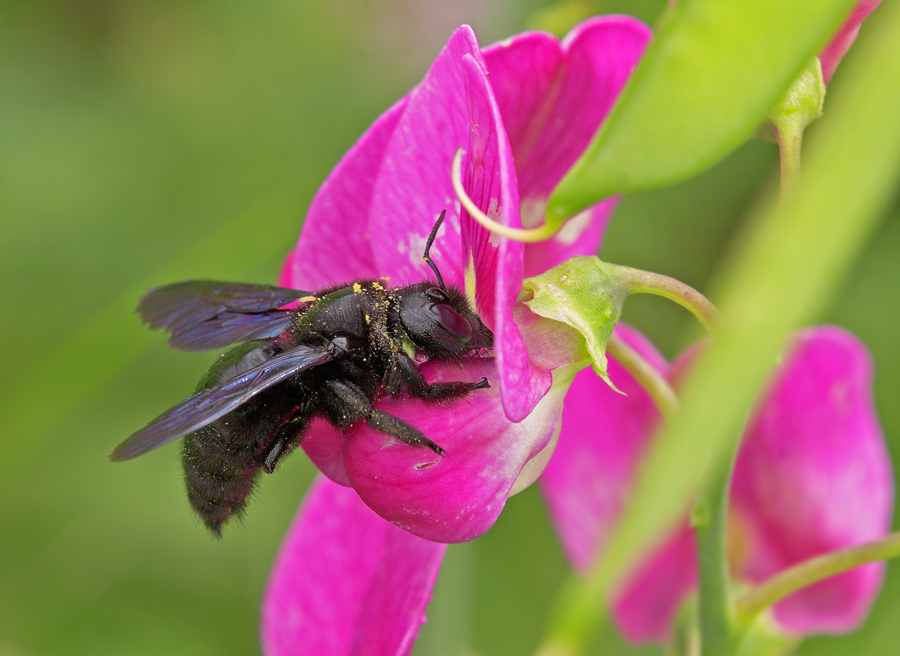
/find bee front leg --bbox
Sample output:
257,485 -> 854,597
385,352 -> 489,404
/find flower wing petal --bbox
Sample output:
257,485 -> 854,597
363,26 -> 548,423
459,54 -> 551,423
299,419 -> 351,487
261,476 -> 446,656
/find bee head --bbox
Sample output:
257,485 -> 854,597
398,283 -> 493,359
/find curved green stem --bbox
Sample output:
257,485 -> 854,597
607,334 -> 679,419
613,265 -> 721,332
735,531 -> 900,632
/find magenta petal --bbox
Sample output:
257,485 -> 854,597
363,26 -> 546,423
300,419 -> 351,487
459,55 -> 550,423
731,326 -> 894,635
613,527 -> 698,644
523,197 -> 618,278
367,26 -> 484,289
540,324 -> 667,571
262,477 -> 446,656
482,17 -> 650,290
343,358 -> 566,542
280,98 -> 409,290
820,1 -> 882,84
483,17 -> 651,202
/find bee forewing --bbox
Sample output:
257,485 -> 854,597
111,345 -> 333,461
137,281 -> 315,352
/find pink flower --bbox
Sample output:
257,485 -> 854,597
278,17 -> 650,544
262,17 -> 650,654
820,1 -> 882,84
262,477 -> 446,656
542,326 -> 894,642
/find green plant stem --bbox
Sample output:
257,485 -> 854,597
692,423 -> 742,656
735,531 -> 900,631
607,334 -> 679,419
614,265 -> 721,333
775,120 -> 804,199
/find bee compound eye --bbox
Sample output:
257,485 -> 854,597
431,304 -> 472,341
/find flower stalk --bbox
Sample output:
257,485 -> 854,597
734,531 -> 900,635
613,265 -> 720,332
774,125 -> 804,200
607,334 -> 679,419
765,58 -> 826,199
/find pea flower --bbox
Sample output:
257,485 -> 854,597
263,17 -> 650,655
277,17 -> 650,543
542,326 -> 894,643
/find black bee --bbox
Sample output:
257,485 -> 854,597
111,212 -> 493,536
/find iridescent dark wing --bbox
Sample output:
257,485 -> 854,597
110,344 -> 333,461
137,280 -> 316,352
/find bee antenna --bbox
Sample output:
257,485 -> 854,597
423,210 -> 447,290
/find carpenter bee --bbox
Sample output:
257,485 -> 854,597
111,212 -> 493,536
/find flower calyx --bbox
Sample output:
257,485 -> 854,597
760,58 -> 826,144
522,256 -> 629,391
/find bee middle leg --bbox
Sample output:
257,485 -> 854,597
322,379 -> 445,456
385,353 -> 489,404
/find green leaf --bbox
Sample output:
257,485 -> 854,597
547,0 -> 857,219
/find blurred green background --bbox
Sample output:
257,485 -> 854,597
1,1 -> 896,655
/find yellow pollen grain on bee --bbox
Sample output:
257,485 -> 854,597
298,296 -> 318,303
364,314 -> 371,325
372,281 -> 384,291
353,283 -> 362,293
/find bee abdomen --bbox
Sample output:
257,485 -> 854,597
182,424 -> 261,538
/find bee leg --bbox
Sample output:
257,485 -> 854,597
323,379 -> 446,456
387,353 -> 490,404
261,417 -> 307,474
261,401 -> 312,474
366,410 -> 445,456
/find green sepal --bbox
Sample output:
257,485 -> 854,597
762,57 -> 826,143
522,256 -> 627,392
